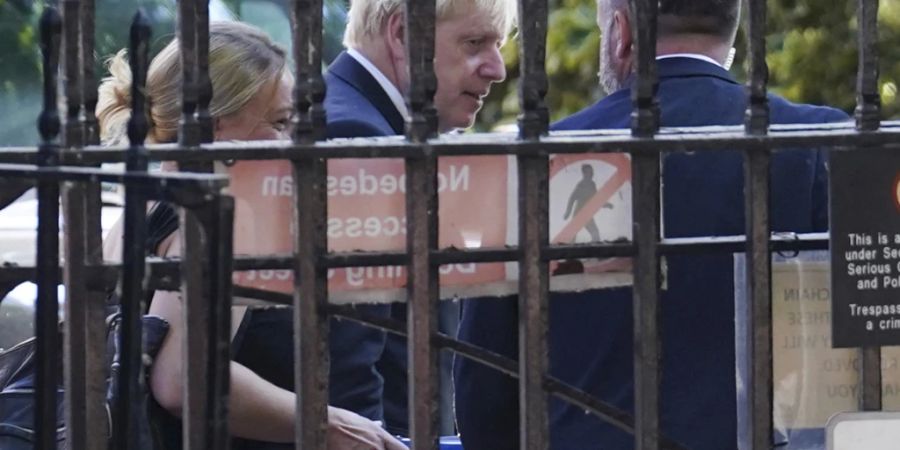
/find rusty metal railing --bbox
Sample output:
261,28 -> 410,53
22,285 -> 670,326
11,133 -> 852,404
0,7 -> 233,450
0,0 -> 896,449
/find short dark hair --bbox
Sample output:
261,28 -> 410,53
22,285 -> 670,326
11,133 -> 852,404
657,0 -> 741,38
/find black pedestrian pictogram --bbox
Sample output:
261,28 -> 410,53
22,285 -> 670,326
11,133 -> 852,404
563,164 -> 603,242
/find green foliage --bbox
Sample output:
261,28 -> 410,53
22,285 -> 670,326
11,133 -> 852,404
766,0 -> 900,118
477,0 -> 900,131
0,0 -> 178,146
0,0 -> 41,145
0,0 -> 349,146
1,0 -> 897,142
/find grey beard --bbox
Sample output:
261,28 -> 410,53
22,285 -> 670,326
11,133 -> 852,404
598,48 -> 624,95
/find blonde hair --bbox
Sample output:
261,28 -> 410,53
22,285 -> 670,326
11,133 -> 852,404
97,21 -> 287,145
343,0 -> 517,49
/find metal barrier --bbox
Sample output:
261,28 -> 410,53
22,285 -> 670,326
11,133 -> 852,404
0,0 -> 897,449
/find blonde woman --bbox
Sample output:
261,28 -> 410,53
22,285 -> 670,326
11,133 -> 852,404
99,21 -> 405,450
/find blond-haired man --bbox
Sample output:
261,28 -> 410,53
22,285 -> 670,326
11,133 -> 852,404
317,0 -> 516,436
330,0 -> 514,135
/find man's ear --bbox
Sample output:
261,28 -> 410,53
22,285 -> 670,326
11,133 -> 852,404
385,11 -> 407,63
613,9 -> 632,59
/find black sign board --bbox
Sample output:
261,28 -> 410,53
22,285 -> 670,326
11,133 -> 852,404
830,148 -> 900,348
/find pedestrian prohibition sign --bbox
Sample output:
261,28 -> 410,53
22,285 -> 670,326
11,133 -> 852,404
547,153 -> 632,277
549,153 -> 632,245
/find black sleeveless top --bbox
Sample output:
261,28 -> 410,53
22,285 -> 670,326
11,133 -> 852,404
146,203 -> 391,449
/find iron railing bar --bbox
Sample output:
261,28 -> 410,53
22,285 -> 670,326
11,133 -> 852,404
431,248 -> 519,264
75,183 -> 109,450
404,0 -> 438,142
179,207 -> 212,450
0,166 -> 226,209
178,228 -> 833,270
79,0 -> 107,420
860,346 -> 883,411
517,154 -> 550,450
233,285 -> 294,306
174,177 -> 233,450
34,180 -> 62,450
60,2 -> 89,447
745,0 -> 770,135
855,0 -> 884,413
174,6 -> 219,447
8,121 -> 900,161
34,9 -> 62,450
11,127 -> 900,163
290,0 -> 330,443
631,146 -> 662,450
195,0 -> 213,143
630,0 -> 661,446
323,252 -> 409,267
0,231 -> 829,295
543,242 -> 633,260
0,163 -> 227,185
742,0 -> 775,447
177,0 -> 199,146
661,233 -> 829,252
198,196 -> 235,449
308,0 -> 326,138
62,0 -> 83,150
515,0 -> 550,441
629,0 -> 659,138
113,13 -> 152,450
81,183 -> 108,450
516,0 -> 549,141
291,156 -> 330,450
290,0 -> 313,142
0,232 -> 832,298
405,152 -> 441,450
0,120 -> 867,148
742,144 -> 774,450
61,180 -> 97,450
80,0 -> 99,144
855,0 -> 880,131
404,0 -> 441,444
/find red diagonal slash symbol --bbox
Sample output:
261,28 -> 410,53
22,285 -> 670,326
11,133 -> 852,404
550,154 -> 631,244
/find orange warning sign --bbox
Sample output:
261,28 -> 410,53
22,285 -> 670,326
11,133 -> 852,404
226,153 -> 633,301
228,157 -> 507,296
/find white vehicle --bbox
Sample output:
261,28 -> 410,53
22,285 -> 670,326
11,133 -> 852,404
0,188 -> 123,350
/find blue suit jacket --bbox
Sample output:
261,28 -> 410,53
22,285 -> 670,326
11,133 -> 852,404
323,52 -> 409,435
454,58 -> 848,450
325,52 -> 405,138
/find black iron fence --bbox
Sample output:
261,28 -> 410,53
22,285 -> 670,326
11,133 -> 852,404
0,0 -> 897,449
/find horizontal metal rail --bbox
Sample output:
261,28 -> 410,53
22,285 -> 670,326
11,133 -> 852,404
0,122 -> 898,164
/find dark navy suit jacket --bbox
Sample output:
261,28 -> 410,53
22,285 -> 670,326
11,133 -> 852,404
323,51 -> 409,435
454,58 -> 848,450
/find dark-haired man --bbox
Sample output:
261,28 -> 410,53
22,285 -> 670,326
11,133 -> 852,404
454,0 -> 848,449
